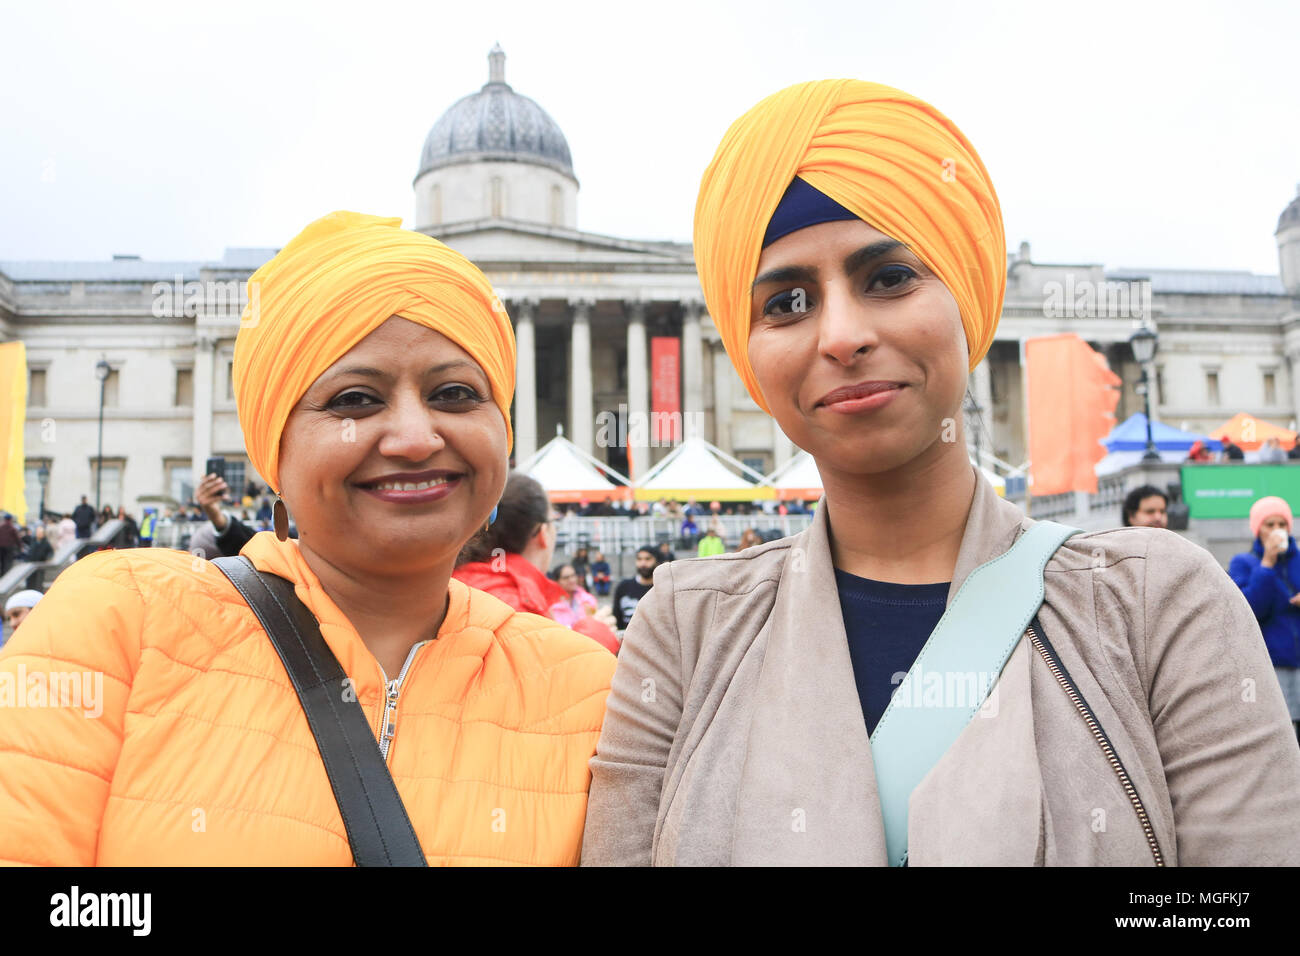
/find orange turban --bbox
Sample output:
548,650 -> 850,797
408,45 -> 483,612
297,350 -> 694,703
233,211 -> 515,493
693,80 -> 1005,415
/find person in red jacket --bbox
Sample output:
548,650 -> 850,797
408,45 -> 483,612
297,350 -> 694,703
455,472 -> 621,653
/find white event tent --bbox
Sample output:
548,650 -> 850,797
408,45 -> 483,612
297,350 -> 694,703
633,437 -> 774,502
516,432 -> 630,503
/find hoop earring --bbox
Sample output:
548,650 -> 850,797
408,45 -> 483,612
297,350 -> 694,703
482,504 -> 499,535
273,496 -> 290,542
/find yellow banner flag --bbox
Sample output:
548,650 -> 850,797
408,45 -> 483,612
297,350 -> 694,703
0,341 -> 28,520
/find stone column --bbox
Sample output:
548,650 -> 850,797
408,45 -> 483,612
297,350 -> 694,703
191,333 -> 217,487
1015,337 -> 1030,468
1149,359 -> 1164,416
681,300 -> 704,440
772,418 -> 795,471
625,300 -> 649,480
568,298 -> 594,456
513,298 -> 538,465
969,356 -> 994,465
711,341 -> 733,455
1286,343 -> 1300,431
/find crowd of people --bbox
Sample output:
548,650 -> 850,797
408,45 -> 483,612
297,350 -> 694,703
1186,435 -> 1299,462
0,469 -> 793,652
549,496 -> 814,518
0,479 -> 286,646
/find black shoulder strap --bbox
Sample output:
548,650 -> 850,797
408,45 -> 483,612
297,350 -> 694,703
213,555 -> 427,867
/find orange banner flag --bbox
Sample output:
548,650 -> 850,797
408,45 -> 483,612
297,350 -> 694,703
1025,334 -> 1121,496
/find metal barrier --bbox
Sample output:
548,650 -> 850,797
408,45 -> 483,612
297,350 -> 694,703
150,519 -> 218,552
1023,492 -> 1077,519
551,513 -> 814,582
554,513 -> 811,552
1091,474 -> 1129,516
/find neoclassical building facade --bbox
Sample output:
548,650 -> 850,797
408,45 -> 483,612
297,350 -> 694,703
2,47 -> 1299,518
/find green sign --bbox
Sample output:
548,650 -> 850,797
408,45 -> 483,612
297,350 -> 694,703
1180,464 -> 1300,519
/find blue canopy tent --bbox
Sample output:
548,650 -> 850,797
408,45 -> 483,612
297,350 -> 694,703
1103,413 -> 1222,452
1094,414 -> 1225,476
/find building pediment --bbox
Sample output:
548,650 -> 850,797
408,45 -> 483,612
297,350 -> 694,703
421,218 -> 695,269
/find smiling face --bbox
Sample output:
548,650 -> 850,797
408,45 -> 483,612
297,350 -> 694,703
277,316 -> 509,576
746,218 -> 969,478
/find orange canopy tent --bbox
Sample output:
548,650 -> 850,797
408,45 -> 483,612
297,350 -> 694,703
1210,413 -> 1297,452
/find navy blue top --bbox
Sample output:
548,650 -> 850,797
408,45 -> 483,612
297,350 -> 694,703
834,568 -> 950,736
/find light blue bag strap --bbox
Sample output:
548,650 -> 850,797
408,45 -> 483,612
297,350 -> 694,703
869,519 -> 1082,866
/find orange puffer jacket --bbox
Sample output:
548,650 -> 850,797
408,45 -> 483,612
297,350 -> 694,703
0,532 -> 616,866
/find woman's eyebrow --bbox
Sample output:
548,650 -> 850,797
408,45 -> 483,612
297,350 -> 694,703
751,265 -> 817,293
842,239 -> 906,275
322,360 -> 485,383
328,365 -> 387,380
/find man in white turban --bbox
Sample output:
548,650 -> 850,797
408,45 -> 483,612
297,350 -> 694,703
3,589 -> 43,642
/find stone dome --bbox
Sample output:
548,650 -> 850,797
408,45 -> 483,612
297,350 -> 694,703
417,45 -> 576,183
1278,185 -> 1300,235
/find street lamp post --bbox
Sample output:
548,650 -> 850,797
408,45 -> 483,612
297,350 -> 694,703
95,358 -> 111,513
37,464 -> 49,522
1129,327 -> 1160,462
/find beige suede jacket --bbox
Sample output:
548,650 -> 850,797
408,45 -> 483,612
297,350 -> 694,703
580,466 -> 1300,866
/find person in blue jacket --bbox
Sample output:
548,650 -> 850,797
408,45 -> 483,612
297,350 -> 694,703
1229,495 -> 1300,742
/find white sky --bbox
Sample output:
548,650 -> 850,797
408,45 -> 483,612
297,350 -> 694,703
2,0 -> 1297,275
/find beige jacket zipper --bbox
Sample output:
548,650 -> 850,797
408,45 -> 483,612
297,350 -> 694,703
1026,619 -> 1165,866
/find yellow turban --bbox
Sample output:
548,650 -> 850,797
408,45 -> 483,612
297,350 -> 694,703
233,211 -> 515,493
693,80 -> 1005,415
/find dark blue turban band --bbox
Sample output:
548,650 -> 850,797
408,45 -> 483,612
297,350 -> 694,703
761,176 -> 861,248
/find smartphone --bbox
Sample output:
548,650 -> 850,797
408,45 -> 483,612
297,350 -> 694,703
205,456 -> 226,482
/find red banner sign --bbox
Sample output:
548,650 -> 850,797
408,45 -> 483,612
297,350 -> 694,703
650,337 -> 681,444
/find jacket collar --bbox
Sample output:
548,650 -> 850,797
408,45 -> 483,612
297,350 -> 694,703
943,465 -> 1033,609
803,464 -> 1028,610
729,464 -> 1025,864
240,531 -> 474,697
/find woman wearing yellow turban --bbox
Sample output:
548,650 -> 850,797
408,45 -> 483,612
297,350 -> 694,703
0,212 -> 616,865
581,82 -> 1300,866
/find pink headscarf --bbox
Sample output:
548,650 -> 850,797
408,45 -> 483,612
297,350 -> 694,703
1250,495 -> 1294,539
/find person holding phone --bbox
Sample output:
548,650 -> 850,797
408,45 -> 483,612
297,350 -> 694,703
1230,496 -> 1300,742
195,471 -> 263,555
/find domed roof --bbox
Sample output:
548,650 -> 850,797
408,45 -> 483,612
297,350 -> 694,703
417,45 -> 575,182
1278,185 -> 1300,234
